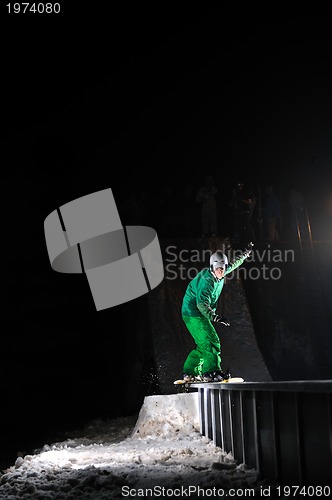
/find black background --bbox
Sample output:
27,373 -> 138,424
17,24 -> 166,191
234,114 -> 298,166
1,5 -> 332,468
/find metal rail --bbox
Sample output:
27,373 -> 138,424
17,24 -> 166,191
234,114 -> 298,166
191,381 -> 332,486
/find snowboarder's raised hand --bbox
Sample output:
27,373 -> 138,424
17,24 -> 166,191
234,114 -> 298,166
243,241 -> 254,258
213,315 -> 230,326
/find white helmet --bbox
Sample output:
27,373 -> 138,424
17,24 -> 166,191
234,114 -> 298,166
210,251 -> 228,271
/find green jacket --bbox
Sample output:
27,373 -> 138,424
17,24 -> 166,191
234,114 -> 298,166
181,254 -> 248,320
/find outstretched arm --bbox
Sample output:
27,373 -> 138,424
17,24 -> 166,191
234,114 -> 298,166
226,242 -> 254,275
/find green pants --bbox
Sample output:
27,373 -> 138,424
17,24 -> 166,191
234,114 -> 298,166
182,315 -> 221,375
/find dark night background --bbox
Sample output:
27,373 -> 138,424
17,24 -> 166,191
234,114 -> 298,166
1,5 -> 332,469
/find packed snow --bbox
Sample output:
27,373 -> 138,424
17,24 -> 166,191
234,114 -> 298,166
0,393 -> 275,499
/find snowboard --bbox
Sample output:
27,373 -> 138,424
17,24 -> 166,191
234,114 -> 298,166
174,376 -> 244,386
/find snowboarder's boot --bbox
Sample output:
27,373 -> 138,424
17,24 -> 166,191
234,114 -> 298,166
183,374 -> 203,382
202,369 -> 231,382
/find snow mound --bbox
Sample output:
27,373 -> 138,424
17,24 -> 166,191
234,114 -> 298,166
131,392 -> 200,438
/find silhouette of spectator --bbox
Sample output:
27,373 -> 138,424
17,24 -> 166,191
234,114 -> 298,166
195,175 -> 218,237
179,184 -> 196,237
255,186 -> 264,242
263,185 -> 282,242
288,184 -> 305,238
158,186 -> 180,237
229,182 -> 256,245
120,189 -> 148,225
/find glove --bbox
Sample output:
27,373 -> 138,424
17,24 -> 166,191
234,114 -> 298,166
212,314 -> 230,326
243,241 -> 254,258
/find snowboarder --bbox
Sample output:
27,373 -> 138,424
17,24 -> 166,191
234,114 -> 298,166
181,244 -> 253,382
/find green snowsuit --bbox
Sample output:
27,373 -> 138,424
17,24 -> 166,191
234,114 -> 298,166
182,253 -> 248,376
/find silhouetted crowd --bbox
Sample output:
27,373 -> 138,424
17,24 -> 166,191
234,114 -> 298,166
119,178 -> 305,246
